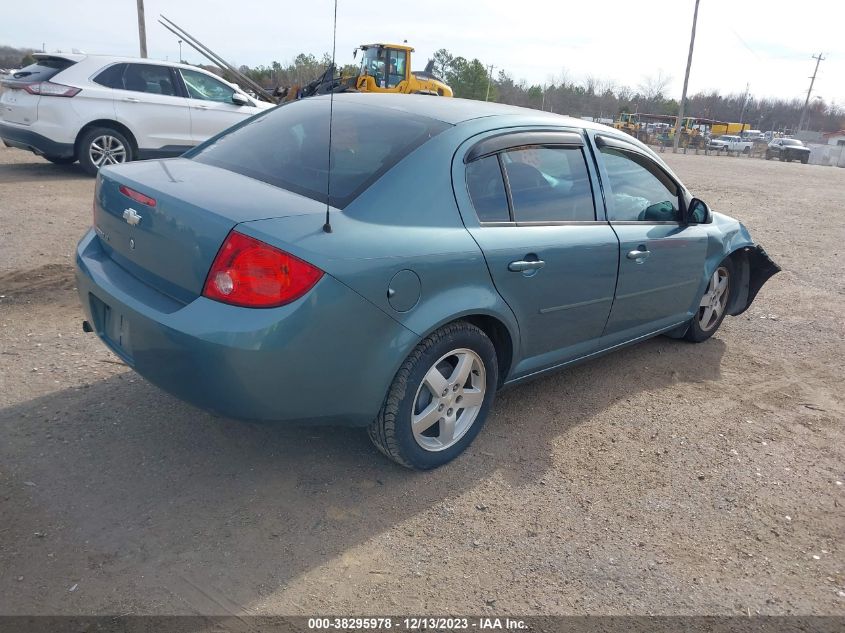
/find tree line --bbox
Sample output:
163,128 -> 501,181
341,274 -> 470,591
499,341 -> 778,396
239,47 -> 842,133
4,42 -> 841,133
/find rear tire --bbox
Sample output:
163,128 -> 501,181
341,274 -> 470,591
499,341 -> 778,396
685,258 -> 735,343
801,156 -> 809,164
368,321 -> 498,470
77,127 -> 133,176
43,155 -> 76,165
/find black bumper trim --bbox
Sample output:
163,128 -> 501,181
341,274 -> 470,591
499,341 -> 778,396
0,123 -> 75,158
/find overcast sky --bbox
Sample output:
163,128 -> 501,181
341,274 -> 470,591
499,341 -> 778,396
3,0 -> 843,105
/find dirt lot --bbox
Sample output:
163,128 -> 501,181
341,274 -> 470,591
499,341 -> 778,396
0,146 -> 843,616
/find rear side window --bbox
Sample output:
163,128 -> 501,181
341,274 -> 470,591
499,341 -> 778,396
466,156 -> 509,222
122,64 -> 178,96
8,57 -> 75,83
191,99 -> 450,208
93,63 -> 127,89
502,147 -> 595,222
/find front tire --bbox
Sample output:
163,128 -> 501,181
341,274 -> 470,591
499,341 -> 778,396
368,321 -> 498,469
685,258 -> 734,343
78,127 -> 133,176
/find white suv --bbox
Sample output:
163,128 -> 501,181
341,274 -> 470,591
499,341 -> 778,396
0,53 -> 274,175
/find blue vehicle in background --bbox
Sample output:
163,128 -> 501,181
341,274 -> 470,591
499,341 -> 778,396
75,94 -> 779,469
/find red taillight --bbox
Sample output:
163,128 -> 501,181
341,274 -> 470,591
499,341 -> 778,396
119,185 -> 156,207
202,231 -> 323,308
23,81 -> 80,97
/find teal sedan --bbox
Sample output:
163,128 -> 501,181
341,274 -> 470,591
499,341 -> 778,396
75,94 -> 779,469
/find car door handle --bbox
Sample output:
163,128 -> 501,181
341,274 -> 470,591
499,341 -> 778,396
192,104 -> 210,110
123,97 -> 140,102
508,259 -> 545,272
627,248 -> 650,260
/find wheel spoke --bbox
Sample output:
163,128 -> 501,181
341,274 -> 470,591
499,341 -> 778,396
700,292 -> 711,307
449,352 -> 474,387
711,270 -> 719,290
460,388 -> 484,409
438,416 -> 456,444
712,301 -> 724,318
412,401 -> 441,434
700,306 -> 714,327
423,366 -> 448,398
716,276 -> 728,293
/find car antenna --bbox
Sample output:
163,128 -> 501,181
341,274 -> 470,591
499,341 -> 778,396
323,0 -> 339,234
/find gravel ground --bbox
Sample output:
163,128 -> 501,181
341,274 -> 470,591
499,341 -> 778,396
0,146 -> 843,616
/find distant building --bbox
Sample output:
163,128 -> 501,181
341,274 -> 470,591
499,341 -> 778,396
823,130 -> 845,147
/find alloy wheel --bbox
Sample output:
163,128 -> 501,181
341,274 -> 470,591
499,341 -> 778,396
88,135 -> 128,168
698,266 -> 730,332
411,348 -> 486,452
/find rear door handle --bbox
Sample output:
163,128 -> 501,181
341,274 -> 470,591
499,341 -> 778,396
508,259 -> 545,272
123,97 -> 140,102
627,248 -> 650,260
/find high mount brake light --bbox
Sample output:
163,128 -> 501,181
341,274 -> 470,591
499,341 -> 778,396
22,81 -> 81,97
203,231 -> 323,308
119,185 -> 156,207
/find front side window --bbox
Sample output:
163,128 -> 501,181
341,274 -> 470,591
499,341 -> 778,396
466,155 -> 509,222
123,64 -> 178,96
180,68 -> 235,102
386,50 -> 407,88
502,146 -> 595,222
599,146 -> 681,222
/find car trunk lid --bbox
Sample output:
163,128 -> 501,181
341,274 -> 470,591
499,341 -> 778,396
94,158 -> 328,303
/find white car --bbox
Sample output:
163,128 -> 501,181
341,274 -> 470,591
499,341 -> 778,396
0,53 -> 274,174
708,135 -> 753,154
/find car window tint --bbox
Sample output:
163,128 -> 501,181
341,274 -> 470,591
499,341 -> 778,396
502,146 -> 595,222
9,57 -> 75,83
599,146 -> 680,222
180,68 -> 235,102
466,156 -> 510,222
93,63 -> 127,89
191,99 -> 451,209
124,64 -> 177,96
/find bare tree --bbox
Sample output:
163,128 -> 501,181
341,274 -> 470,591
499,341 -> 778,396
638,70 -> 672,101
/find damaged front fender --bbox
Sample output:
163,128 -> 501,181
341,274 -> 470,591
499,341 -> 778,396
726,244 -> 781,316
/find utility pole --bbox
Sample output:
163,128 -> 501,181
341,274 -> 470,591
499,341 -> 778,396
798,53 -> 825,132
178,39 -> 183,63
673,0 -> 700,153
136,0 -> 148,58
485,64 -> 495,101
738,82 -> 750,129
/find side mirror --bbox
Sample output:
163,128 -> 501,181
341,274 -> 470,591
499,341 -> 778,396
231,92 -> 248,106
686,198 -> 711,224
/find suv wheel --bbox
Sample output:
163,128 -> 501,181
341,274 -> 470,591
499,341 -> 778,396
78,127 -> 133,176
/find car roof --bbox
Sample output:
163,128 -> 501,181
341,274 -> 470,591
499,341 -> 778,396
311,92 -> 609,129
33,52 -> 219,74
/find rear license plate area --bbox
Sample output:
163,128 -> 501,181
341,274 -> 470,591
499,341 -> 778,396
89,294 -> 134,364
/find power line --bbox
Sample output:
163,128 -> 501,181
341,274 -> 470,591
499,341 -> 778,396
798,53 -> 825,131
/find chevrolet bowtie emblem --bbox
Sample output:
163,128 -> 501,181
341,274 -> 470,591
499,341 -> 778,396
123,208 -> 142,226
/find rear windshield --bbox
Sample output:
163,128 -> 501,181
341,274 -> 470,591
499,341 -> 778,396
190,98 -> 450,208
782,139 -> 802,146
7,57 -> 76,83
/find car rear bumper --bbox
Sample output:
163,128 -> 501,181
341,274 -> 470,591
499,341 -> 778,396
0,121 -> 75,158
75,229 -> 419,425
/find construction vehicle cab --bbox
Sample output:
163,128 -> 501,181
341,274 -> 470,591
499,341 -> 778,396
354,44 -> 452,96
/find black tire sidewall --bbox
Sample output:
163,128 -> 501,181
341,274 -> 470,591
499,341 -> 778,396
393,326 -> 498,469
686,257 -> 736,343
78,127 -> 133,176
